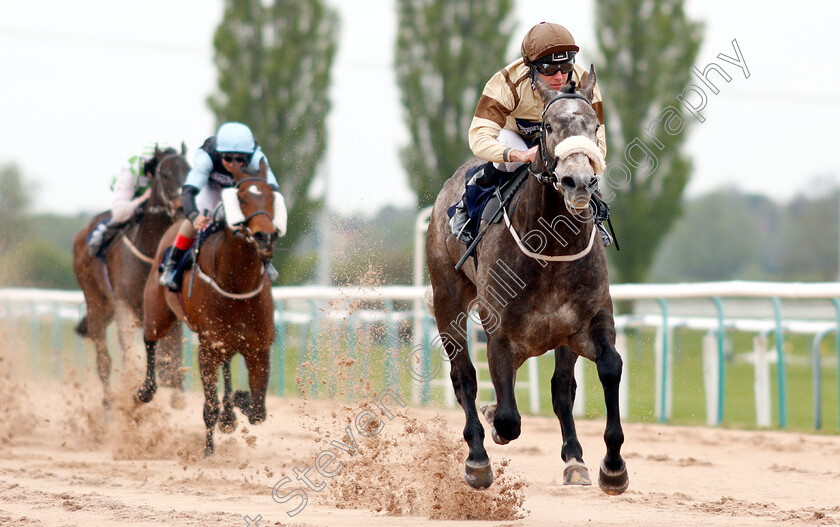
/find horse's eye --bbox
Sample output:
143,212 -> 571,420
545,122 -> 553,133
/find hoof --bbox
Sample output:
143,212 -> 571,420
134,382 -> 156,404
598,459 -> 629,495
464,459 -> 494,489
563,459 -> 592,486
479,404 -> 510,445
169,390 -> 186,410
219,410 -> 237,434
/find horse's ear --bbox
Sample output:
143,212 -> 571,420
258,158 -> 267,179
579,64 -> 597,102
533,73 -> 557,105
181,141 -> 187,156
154,144 -> 161,157
230,159 -> 245,181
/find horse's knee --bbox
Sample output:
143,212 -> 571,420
596,349 -> 622,385
494,408 -> 521,442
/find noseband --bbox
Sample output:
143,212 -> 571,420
534,91 -> 594,187
231,177 -> 277,250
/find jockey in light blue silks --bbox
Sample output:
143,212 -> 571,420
159,122 -> 284,291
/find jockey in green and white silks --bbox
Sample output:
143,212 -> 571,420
87,141 -> 171,257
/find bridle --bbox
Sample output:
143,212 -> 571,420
533,90 -> 594,188
228,177 -> 278,253
146,153 -> 186,221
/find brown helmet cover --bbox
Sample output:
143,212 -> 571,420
520,22 -> 579,65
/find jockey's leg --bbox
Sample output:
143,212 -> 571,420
159,220 -> 196,291
88,218 -> 133,257
450,130 -> 529,245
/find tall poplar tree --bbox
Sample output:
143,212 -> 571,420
395,0 -> 514,208
595,0 -> 703,284
209,0 -> 338,283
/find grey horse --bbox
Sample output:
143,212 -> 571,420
425,66 -> 628,495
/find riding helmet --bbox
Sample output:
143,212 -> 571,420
216,122 -> 256,154
520,22 -> 579,66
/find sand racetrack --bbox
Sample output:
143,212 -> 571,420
2,354 -> 840,527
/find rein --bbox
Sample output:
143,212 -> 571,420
504,88 -> 598,263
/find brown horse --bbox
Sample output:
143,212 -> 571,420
425,67 -> 628,494
136,160 -> 280,456
72,145 -> 190,408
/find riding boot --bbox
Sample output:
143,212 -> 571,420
159,246 -> 186,292
589,193 -> 614,248
87,222 -> 109,257
449,197 -> 474,245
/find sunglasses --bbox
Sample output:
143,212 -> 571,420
222,153 -> 250,164
534,61 -> 574,76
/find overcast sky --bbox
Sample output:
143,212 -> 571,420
1,0 -> 839,217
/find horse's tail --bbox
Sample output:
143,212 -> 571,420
74,315 -> 89,338
423,286 -> 435,318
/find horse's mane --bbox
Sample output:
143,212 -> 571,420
560,80 -> 578,94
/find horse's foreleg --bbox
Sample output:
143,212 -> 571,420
219,358 -> 237,433
134,338 -> 158,403
240,347 -> 269,425
552,345 -> 591,486
484,337 -> 521,444
200,351 -> 221,457
436,308 -> 492,489
592,324 -> 629,495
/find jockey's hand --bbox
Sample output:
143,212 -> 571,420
192,214 -> 210,230
509,146 -> 538,164
139,188 -> 152,201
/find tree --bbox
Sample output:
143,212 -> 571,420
595,0 -> 703,284
395,0 -> 515,208
208,0 -> 338,283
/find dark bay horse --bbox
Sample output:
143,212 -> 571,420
72,145 -> 190,408
425,67 -> 628,494
136,160 -> 280,456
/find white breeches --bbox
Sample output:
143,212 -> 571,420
494,129 -> 530,172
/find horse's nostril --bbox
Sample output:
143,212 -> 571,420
560,176 -> 577,191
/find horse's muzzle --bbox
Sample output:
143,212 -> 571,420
253,231 -> 278,261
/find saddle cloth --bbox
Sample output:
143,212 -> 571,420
447,163 -> 529,241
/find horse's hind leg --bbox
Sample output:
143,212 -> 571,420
199,350 -> 222,456
552,345 -> 591,486
433,289 -> 492,489
87,314 -> 114,408
591,320 -> 629,495
219,358 -> 237,433
158,324 -> 186,409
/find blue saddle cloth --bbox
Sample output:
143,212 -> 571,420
447,163 -> 525,241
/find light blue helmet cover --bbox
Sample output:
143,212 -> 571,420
216,122 -> 256,153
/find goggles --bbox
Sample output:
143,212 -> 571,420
222,153 -> 251,165
534,60 -> 574,76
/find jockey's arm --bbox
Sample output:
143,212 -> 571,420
111,165 -> 148,223
181,185 -> 201,222
251,148 -> 279,191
